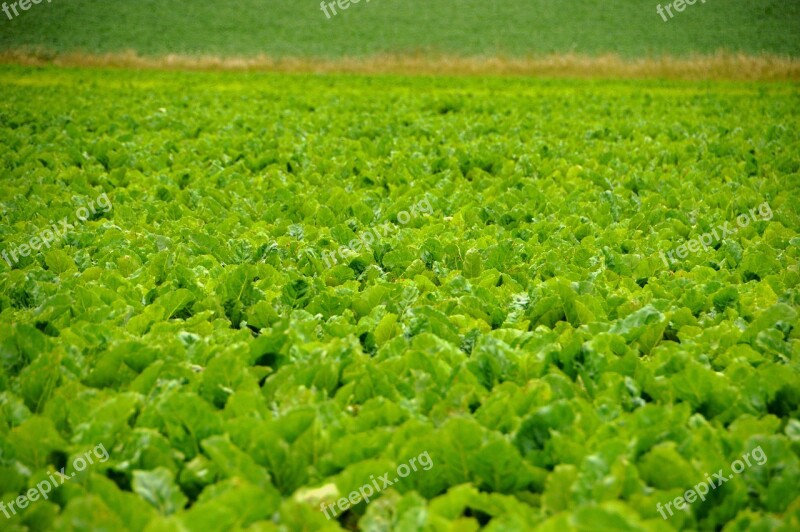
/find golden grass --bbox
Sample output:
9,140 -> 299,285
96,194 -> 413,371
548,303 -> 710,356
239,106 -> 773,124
1,50 -> 799,81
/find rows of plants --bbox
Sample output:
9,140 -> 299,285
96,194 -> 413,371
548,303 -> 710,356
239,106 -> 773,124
0,68 -> 798,530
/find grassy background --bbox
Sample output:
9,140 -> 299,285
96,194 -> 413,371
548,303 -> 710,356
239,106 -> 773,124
0,0 -> 798,58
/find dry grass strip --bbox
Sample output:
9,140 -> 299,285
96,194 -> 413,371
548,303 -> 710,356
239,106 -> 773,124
1,50 -> 799,80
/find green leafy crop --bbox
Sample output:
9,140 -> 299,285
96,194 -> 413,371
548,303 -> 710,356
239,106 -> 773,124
0,67 -> 799,531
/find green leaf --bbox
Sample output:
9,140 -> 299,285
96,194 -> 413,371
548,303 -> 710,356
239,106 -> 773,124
156,288 -> 195,319
132,467 -> 188,516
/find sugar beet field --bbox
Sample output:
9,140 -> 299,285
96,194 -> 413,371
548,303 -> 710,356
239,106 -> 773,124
0,68 -> 799,531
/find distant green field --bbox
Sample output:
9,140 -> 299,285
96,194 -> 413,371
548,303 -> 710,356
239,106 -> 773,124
0,0 -> 798,58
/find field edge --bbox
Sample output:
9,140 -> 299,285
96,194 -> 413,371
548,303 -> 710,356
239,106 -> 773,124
1,50 -> 799,81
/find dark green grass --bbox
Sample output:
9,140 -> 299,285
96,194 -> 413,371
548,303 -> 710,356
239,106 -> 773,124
0,0 -> 798,58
